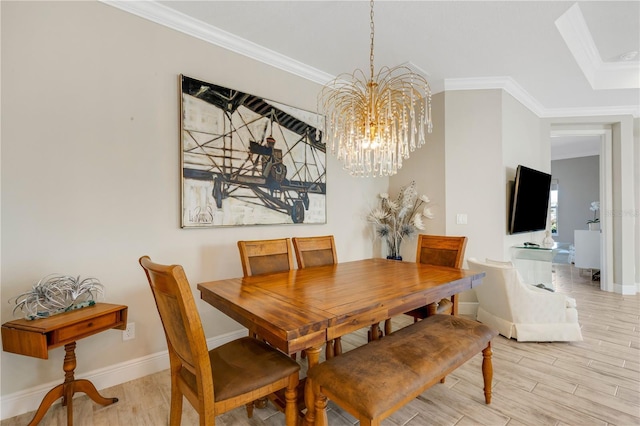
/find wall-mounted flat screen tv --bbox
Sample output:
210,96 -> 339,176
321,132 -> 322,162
509,165 -> 552,234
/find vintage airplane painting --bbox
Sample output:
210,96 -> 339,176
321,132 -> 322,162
180,75 -> 326,227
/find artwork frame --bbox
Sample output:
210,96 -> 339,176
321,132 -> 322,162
180,75 -> 326,228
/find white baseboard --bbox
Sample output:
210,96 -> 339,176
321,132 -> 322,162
0,329 -> 247,420
615,282 -> 639,295
458,301 -> 479,318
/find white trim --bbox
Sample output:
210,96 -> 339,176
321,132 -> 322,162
550,127 -> 615,293
100,1 -> 639,120
100,0 -> 334,85
445,76 -> 546,117
445,77 -> 640,119
542,105 -> 640,119
0,329 -> 247,420
615,282 -> 638,296
600,130 -> 615,293
555,3 -> 640,91
458,301 -> 479,318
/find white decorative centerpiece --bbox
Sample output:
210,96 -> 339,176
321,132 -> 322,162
368,181 -> 434,259
9,274 -> 104,320
542,230 -> 555,248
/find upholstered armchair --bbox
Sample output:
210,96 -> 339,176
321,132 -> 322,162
467,258 -> 583,342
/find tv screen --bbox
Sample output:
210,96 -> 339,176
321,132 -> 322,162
509,165 -> 552,234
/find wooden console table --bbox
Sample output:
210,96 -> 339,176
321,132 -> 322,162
1,303 -> 128,426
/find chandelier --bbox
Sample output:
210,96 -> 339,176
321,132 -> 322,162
318,0 -> 433,177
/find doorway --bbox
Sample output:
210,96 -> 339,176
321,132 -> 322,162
550,127 -> 612,292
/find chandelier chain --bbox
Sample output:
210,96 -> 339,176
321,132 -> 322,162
369,0 -> 375,81
318,0 -> 433,177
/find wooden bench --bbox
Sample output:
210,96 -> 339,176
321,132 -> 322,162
307,314 -> 498,426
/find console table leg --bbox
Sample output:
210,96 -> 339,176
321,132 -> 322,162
27,384 -> 64,426
62,342 -> 76,425
27,341 -> 118,426
74,379 -> 118,406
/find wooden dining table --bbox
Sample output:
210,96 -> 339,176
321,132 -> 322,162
197,258 -> 485,425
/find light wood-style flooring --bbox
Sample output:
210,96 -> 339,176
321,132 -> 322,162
3,263 -> 639,425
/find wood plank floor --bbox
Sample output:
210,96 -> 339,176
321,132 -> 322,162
3,263 -> 639,425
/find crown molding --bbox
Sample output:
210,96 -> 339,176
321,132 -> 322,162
100,0 -> 334,85
445,77 -> 639,118
542,104 -> 640,119
444,77 -> 546,117
555,3 -> 640,90
102,1 -> 639,119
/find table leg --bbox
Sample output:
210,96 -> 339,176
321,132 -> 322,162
384,318 -> 392,336
303,346 -> 322,426
333,337 -> 342,357
325,340 -> 334,359
27,342 -> 119,426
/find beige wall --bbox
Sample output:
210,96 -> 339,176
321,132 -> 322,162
444,89 -> 505,262
0,1 -> 386,400
2,0 -> 636,418
441,89 -> 548,304
501,91 -> 548,255
391,92 -> 447,261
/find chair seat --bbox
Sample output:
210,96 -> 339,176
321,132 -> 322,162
179,337 -> 300,402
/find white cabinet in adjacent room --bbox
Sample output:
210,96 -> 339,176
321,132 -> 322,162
574,230 -> 600,270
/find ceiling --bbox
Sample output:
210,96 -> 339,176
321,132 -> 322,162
105,0 -> 640,157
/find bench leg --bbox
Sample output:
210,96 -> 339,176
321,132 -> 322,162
284,375 -> 299,426
482,342 -> 493,404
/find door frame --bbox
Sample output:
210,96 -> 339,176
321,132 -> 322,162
551,127 -> 613,292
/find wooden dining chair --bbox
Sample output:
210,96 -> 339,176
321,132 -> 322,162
292,235 -> 342,358
237,238 -> 294,277
237,238 -> 302,362
139,256 -> 300,426
384,234 -> 468,335
411,234 -> 468,315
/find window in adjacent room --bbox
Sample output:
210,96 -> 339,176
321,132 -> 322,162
549,179 -> 558,235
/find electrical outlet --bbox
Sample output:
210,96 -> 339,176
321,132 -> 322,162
123,322 -> 135,341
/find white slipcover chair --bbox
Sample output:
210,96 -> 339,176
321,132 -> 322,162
467,258 -> 583,342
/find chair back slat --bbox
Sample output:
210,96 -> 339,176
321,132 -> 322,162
415,234 -> 468,268
238,238 -> 294,277
292,235 -> 338,269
